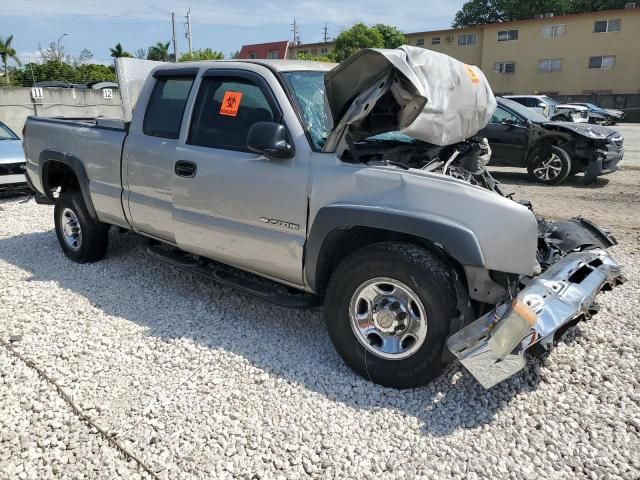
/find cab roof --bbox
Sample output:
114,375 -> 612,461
168,59 -> 337,73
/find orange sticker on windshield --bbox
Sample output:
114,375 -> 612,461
220,91 -> 243,116
464,65 -> 480,85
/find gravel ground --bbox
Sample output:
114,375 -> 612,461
1,126 -> 639,479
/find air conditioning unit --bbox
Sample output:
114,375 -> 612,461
445,35 -> 454,42
624,2 -> 636,8
544,13 -> 554,18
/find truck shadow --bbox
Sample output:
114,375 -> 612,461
0,228 -> 553,438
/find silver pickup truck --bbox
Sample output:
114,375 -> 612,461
23,47 -> 624,390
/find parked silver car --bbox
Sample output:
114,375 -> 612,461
505,95 -> 589,123
0,120 -> 27,191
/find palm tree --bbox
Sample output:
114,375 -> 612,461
109,42 -> 132,58
147,41 -> 171,61
0,34 -> 22,84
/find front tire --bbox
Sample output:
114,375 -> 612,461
527,145 -> 571,185
324,242 -> 460,389
54,191 -> 109,263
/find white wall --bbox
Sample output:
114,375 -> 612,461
0,87 -> 123,135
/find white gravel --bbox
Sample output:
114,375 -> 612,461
0,196 -> 639,480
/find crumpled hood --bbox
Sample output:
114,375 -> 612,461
0,140 -> 25,164
544,121 -> 618,140
323,45 -> 496,150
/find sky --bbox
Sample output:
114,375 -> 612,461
0,0 -> 466,63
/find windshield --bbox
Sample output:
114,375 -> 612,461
281,71 -> 330,150
282,70 -> 420,150
542,96 -> 559,106
498,98 -> 549,123
0,121 -> 18,141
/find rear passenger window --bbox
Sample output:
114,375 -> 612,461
188,77 -> 275,151
143,77 -> 194,139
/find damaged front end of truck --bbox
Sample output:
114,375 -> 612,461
447,218 -> 624,388
324,46 -> 625,389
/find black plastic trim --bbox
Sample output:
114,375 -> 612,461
25,116 -> 127,133
142,242 -> 321,308
304,205 -> 486,292
153,67 -> 199,78
39,149 -> 98,220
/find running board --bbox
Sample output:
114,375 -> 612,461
140,242 -> 321,309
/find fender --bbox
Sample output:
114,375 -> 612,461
39,149 -> 98,220
305,204 -> 486,292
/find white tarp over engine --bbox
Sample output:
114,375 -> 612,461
323,45 -> 497,149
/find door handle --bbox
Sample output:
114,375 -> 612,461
175,160 -> 197,178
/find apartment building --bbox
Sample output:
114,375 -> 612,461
238,41 -> 290,60
284,7 -> 640,95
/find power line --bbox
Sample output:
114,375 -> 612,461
185,8 -> 193,56
0,6 -> 290,27
172,12 -> 179,62
13,0 -> 296,20
291,17 -> 300,45
322,23 -> 329,43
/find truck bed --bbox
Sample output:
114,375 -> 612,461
24,116 -> 130,228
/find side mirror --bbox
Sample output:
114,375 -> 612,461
538,102 -> 547,108
247,122 -> 294,159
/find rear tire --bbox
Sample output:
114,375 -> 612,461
54,191 -> 109,263
324,242 -> 460,389
527,145 -> 571,185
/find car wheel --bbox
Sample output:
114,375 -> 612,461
527,146 -> 571,185
324,242 -> 459,389
54,190 -> 109,263
551,114 -> 571,122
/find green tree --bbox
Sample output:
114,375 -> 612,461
179,48 -> 224,62
373,24 -> 407,49
331,23 -> 385,63
296,52 -> 332,62
109,43 -> 132,58
39,41 -> 69,63
0,34 -> 21,85
452,0 -> 628,27
452,0 -> 504,27
73,63 -> 116,83
147,41 -> 171,61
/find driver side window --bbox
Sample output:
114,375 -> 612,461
491,107 -> 523,125
188,76 -> 276,152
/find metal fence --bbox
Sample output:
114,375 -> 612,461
1,57 -> 117,88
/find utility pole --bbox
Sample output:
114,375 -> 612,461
185,8 -> 193,56
322,23 -> 329,43
171,12 -> 179,62
291,17 -> 300,45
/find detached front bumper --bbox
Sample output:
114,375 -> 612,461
585,137 -> 624,179
447,248 -> 624,389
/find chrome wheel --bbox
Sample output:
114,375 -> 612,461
60,208 -> 82,251
533,153 -> 563,181
349,277 -> 428,360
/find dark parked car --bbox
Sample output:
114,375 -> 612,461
479,97 -> 624,185
567,103 -> 625,126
